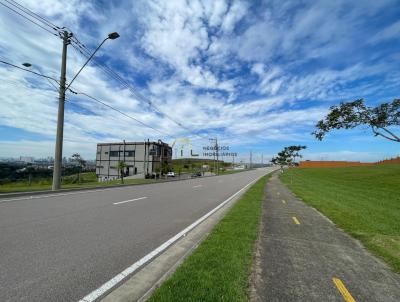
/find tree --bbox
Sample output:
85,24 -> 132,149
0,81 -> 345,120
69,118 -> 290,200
26,165 -> 35,186
313,99 -> 400,142
117,161 -> 127,184
71,153 -> 86,183
271,145 -> 307,170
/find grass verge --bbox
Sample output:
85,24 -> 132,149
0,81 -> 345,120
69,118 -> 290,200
281,165 -> 400,272
148,175 -> 269,302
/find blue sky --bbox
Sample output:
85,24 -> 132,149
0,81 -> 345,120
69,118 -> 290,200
0,0 -> 399,162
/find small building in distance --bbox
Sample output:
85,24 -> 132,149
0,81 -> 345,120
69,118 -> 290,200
96,140 -> 172,181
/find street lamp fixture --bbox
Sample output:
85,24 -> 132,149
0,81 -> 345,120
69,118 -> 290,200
108,32 -> 120,40
66,32 -> 120,90
21,63 -> 60,90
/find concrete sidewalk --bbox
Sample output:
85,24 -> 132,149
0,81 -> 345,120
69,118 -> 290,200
252,173 -> 400,302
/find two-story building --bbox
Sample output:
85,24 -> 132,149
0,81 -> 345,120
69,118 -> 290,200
95,140 -> 172,180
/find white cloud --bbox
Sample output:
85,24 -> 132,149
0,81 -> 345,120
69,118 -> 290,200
0,0 -> 399,161
220,1 -> 248,33
369,20 -> 400,44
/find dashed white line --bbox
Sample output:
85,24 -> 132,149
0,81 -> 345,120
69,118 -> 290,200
0,186 -> 137,203
113,197 -> 147,205
192,185 -> 203,188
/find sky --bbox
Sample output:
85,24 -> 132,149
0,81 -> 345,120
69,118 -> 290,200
0,0 -> 399,163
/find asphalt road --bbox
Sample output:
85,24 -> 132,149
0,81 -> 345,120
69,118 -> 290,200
253,173 -> 400,302
0,168 -> 272,302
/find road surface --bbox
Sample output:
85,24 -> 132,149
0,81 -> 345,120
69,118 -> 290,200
0,168 -> 271,302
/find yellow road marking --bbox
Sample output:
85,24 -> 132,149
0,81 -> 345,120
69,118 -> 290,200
282,199 -> 286,204
333,278 -> 356,302
292,216 -> 300,225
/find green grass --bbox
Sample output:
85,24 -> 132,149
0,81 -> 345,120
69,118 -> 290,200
148,175 -> 269,302
281,165 -> 400,272
0,172 -> 158,193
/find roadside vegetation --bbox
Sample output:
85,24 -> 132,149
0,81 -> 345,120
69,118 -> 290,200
0,157 -> 252,193
0,168 -> 252,194
0,172 -> 158,193
281,165 -> 400,272
172,158 -> 233,174
148,175 -> 269,302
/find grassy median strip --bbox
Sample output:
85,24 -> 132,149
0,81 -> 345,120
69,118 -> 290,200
281,165 -> 400,272
148,175 -> 269,302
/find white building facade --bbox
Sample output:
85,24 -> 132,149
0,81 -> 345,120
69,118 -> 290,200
96,140 -> 172,180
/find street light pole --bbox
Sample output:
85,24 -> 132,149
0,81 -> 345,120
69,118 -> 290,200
3,31 -> 121,190
51,31 -> 119,190
52,30 -> 70,190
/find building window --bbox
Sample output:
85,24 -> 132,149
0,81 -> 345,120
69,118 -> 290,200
150,146 -> 160,156
96,165 -> 104,168
105,152 -> 108,154
109,151 -> 119,157
125,151 -> 135,157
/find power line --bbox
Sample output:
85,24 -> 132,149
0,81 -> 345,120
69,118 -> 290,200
0,57 -> 172,139
4,0 -> 60,30
0,1 -> 59,37
0,79 -> 59,98
70,38 -> 209,140
1,1 -> 210,141
0,60 -> 60,84
68,89 -> 173,137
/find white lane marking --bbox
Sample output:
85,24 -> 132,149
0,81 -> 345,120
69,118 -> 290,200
113,197 -> 147,205
192,185 -> 203,188
77,173 -> 267,302
0,186 -> 137,203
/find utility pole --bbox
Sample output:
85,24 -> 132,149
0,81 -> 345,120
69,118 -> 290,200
213,147 -> 216,174
52,31 -> 70,191
250,150 -> 252,169
51,31 -> 119,190
261,153 -> 263,166
216,138 -> 219,175
209,138 -> 217,175
209,138 -> 219,175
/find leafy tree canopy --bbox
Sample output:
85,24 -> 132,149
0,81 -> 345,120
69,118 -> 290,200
313,99 -> 400,142
271,145 -> 307,167
71,153 -> 86,167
